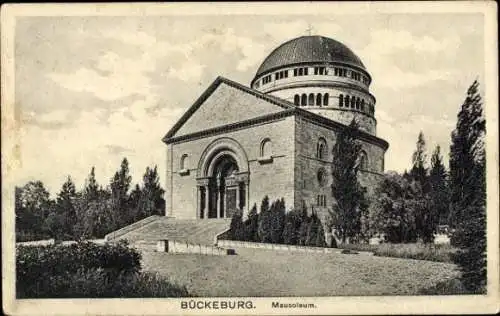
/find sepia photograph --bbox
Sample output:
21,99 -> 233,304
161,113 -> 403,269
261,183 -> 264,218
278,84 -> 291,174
2,2 -> 498,315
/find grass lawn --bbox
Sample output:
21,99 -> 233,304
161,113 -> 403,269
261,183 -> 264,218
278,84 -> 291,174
141,247 -> 460,297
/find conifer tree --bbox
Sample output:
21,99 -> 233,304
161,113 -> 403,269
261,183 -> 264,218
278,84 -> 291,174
408,132 -> 436,243
429,145 -> 449,224
315,220 -> 327,247
270,198 -> 286,244
257,196 -> 272,242
245,204 -> 259,241
297,206 -> 310,246
410,131 -> 428,188
229,208 -> 245,240
83,167 -> 99,202
54,176 -> 77,238
282,209 -> 300,245
330,119 -> 365,243
449,80 -> 486,293
306,211 -> 321,246
110,158 -> 132,229
138,166 -> 165,217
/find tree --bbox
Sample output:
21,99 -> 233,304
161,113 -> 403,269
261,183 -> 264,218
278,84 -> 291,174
449,80 -> 486,293
410,131 -> 428,187
270,198 -> 286,244
83,167 -> 99,202
15,182 -> 52,240
330,119 -> 365,243
54,176 -> 78,239
138,166 -> 165,218
305,211 -> 326,246
244,204 -> 259,242
368,172 -> 419,243
229,208 -> 245,240
17,181 -> 51,217
126,184 -> 142,222
282,209 -> 300,245
408,132 -> 436,243
315,218 -> 327,247
257,196 -> 272,243
297,206 -> 310,246
429,145 -> 449,225
76,197 -> 115,238
110,158 -> 132,229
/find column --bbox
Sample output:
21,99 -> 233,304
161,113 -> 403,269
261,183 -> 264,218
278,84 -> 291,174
245,182 -> 250,214
235,183 -> 240,211
197,186 -> 202,219
216,185 -> 221,219
203,185 -> 209,219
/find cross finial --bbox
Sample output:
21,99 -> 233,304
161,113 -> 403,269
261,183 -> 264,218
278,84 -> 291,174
305,24 -> 314,36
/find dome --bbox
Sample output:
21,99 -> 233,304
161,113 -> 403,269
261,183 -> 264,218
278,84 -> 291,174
254,35 -> 366,78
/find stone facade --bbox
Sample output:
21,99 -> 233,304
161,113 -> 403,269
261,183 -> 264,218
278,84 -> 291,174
163,78 -> 387,221
165,114 -> 296,219
163,35 -> 389,228
293,115 -> 385,224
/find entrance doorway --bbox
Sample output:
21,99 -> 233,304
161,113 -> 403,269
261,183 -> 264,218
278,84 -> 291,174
198,154 -> 247,219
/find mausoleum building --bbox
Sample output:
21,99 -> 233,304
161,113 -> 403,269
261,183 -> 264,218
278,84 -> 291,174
162,35 -> 389,223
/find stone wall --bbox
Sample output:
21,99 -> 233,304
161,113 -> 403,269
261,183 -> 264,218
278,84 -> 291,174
165,116 -> 296,219
294,116 -> 386,223
157,240 -> 230,256
217,239 -> 340,254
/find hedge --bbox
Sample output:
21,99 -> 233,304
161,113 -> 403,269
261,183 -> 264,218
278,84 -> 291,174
16,240 -> 142,297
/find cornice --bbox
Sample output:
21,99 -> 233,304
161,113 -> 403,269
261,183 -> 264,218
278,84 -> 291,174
251,61 -> 372,87
261,81 -> 377,104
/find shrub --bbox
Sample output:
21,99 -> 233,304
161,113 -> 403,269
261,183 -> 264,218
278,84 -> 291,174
17,240 -> 142,297
109,271 -> 189,297
418,278 -> 469,295
17,268 -> 189,298
338,243 -> 457,263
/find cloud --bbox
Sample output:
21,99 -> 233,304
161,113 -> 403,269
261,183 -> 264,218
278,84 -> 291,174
17,98 -> 185,194
47,66 -> 152,101
364,29 -> 461,56
167,62 -> 207,82
373,66 -> 457,89
105,144 -> 133,155
263,20 -> 343,43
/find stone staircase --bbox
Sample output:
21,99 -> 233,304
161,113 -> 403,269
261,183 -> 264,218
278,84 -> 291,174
105,217 -> 231,251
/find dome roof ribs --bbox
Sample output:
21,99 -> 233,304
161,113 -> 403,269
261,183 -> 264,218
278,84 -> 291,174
254,35 -> 366,80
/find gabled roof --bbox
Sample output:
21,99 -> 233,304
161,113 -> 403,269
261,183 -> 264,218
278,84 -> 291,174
162,76 -> 388,151
162,76 -> 296,141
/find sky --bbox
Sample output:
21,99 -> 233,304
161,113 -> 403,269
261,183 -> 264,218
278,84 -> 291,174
13,12 -> 485,196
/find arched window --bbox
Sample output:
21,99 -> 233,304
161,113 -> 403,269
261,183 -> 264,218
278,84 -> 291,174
359,151 -> 368,170
316,138 -> 327,160
317,168 -> 327,187
339,94 -> 343,107
323,93 -> 329,106
260,138 -> 272,157
356,98 -> 360,110
294,94 -> 300,105
345,95 -> 350,108
180,154 -> 188,170
361,99 -> 365,111
351,96 -> 356,108
308,93 -> 315,106
316,93 -> 322,106
301,94 -> 307,106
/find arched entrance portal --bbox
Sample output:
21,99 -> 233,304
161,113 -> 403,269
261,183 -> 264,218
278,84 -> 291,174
208,155 -> 240,218
196,138 -> 250,219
